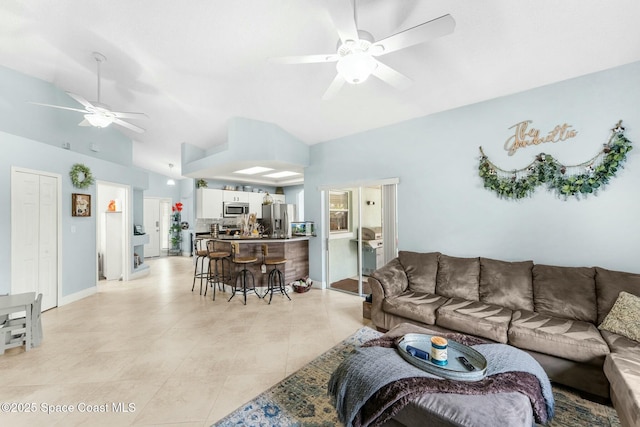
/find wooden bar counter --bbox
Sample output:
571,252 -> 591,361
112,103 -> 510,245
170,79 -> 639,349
200,236 -> 310,288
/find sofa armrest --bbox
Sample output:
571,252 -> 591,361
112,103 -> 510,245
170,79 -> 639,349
370,258 -> 409,298
368,258 -> 407,329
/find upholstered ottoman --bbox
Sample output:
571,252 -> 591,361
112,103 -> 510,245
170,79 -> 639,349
369,323 -> 547,427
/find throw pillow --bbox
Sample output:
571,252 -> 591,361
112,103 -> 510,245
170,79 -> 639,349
598,291 -> 640,343
436,255 -> 480,300
532,264 -> 597,323
398,251 -> 440,294
595,267 -> 640,324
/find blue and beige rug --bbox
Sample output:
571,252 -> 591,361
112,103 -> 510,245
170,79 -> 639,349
213,326 -> 621,427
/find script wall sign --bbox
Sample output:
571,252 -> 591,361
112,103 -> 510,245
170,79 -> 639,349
505,120 -> 578,156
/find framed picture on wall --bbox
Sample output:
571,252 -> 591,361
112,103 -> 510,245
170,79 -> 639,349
72,193 -> 91,217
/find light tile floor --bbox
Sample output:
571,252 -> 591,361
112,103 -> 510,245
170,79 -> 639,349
0,256 -> 371,426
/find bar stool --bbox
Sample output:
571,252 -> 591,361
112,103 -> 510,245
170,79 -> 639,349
228,242 -> 259,305
191,238 -> 209,295
205,240 -> 231,301
261,244 -> 291,304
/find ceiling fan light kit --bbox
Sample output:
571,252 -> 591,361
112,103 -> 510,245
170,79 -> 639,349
84,112 -> 114,128
269,1 -> 455,99
336,52 -> 377,84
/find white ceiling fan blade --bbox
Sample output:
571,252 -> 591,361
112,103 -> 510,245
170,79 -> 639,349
78,119 -> 91,127
112,111 -> 149,120
269,54 -> 339,64
28,102 -> 88,114
325,0 -> 359,44
322,74 -> 346,100
65,91 -> 95,110
113,118 -> 145,133
372,14 -> 455,56
371,60 -> 413,90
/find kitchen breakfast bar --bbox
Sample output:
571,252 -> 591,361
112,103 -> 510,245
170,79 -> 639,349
196,235 -> 310,289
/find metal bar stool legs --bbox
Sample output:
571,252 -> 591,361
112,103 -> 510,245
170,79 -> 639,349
230,264 -> 256,305
192,239 -> 208,294
206,256 -> 230,301
262,244 -> 290,304
265,263 -> 291,304
228,242 -> 259,305
204,239 -> 231,301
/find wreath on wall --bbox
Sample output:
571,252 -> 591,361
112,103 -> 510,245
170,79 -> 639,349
69,163 -> 95,189
478,121 -> 632,200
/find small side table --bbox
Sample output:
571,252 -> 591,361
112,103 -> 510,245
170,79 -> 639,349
0,292 -> 36,354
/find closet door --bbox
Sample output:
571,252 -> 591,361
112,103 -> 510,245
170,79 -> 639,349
11,169 -> 59,310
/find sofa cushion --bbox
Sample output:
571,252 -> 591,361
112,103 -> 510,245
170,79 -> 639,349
436,255 -> 480,301
603,353 -> 640,427
595,267 -> 640,324
398,251 -> 440,294
509,310 -> 609,363
598,291 -> 640,343
532,264 -> 597,323
382,291 -> 448,325
601,330 -> 640,356
479,257 -> 534,311
371,258 -> 408,297
435,298 -> 512,343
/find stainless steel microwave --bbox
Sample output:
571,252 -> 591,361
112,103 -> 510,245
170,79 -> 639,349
223,202 -> 249,218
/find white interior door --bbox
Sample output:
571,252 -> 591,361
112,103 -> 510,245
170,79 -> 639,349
11,169 -> 59,310
144,198 -> 160,257
38,175 -> 59,308
159,199 -> 171,250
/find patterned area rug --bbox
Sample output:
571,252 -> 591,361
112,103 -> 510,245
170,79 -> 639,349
213,327 -> 621,427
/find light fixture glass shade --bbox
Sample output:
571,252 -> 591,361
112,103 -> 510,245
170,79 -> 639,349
336,52 -> 377,84
84,113 -> 114,128
167,178 -> 176,186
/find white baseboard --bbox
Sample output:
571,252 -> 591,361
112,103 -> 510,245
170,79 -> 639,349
130,264 -> 151,280
59,286 -> 97,306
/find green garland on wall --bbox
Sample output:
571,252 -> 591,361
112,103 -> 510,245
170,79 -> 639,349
479,121 -> 632,200
69,163 -> 95,189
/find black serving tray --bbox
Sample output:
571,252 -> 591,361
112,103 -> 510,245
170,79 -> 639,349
396,333 -> 487,381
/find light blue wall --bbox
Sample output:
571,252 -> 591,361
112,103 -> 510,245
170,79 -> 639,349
306,61 -> 640,284
1,66 -> 149,298
0,66 -> 133,166
2,131 -> 148,296
182,117 -> 309,176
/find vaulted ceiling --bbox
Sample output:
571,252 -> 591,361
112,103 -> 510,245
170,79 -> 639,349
2,1 -> 640,183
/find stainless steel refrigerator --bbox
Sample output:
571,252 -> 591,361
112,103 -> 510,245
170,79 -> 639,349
262,204 -> 296,238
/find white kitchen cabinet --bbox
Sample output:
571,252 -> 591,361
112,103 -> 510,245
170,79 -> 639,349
248,192 -> 265,218
197,188 -> 223,218
273,194 -> 286,204
222,190 -> 248,203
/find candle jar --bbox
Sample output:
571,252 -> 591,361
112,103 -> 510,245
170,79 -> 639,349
430,336 -> 448,366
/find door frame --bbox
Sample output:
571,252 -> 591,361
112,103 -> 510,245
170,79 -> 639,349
96,180 -> 132,282
143,197 -> 171,257
320,178 -> 399,295
10,166 -> 62,308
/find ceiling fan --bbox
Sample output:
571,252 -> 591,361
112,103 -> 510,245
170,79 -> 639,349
30,52 -> 148,133
270,1 -> 455,100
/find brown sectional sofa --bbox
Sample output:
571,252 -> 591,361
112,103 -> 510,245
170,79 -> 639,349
369,251 -> 640,427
